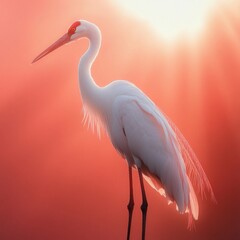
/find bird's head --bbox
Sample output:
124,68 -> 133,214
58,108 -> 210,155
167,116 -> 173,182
32,20 -> 89,63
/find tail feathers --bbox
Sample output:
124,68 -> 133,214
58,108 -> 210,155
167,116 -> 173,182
187,176 -> 199,229
188,176 -> 199,220
164,114 -> 216,202
142,169 -> 199,229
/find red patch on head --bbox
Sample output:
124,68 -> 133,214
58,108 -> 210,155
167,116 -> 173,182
68,21 -> 81,36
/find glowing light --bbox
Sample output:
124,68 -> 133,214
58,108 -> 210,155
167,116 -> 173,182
116,0 -> 218,40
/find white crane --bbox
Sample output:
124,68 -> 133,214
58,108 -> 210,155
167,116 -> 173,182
33,20 -> 215,240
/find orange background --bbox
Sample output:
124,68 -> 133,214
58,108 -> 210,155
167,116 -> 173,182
1,0 -> 240,239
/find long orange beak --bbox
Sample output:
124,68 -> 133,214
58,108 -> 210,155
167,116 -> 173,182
32,33 -> 71,63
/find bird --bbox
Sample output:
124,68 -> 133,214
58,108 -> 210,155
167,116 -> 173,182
33,20 -> 215,240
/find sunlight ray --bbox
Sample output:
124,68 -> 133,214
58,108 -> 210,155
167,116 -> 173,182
115,0 -> 218,40
200,12 -> 240,128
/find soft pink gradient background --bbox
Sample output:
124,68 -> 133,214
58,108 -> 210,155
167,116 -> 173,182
1,1 -> 240,239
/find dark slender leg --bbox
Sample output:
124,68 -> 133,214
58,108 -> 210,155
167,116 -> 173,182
127,165 -> 134,240
138,168 -> 148,240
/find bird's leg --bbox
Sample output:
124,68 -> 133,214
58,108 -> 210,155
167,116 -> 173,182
127,165 -> 134,240
138,168 -> 148,240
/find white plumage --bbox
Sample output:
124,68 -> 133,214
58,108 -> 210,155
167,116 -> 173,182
90,79 -> 203,226
33,20 -> 215,232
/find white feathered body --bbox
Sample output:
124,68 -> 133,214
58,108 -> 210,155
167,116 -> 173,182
78,21 -> 214,227
82,79 -> 214,227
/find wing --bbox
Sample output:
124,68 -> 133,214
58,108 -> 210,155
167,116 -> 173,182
112,94 -> 198,224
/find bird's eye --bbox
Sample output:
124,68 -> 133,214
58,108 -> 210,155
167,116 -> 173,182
68,27 -> 76,36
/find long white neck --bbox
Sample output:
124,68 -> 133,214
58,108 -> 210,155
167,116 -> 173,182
78,24 -> 102,111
